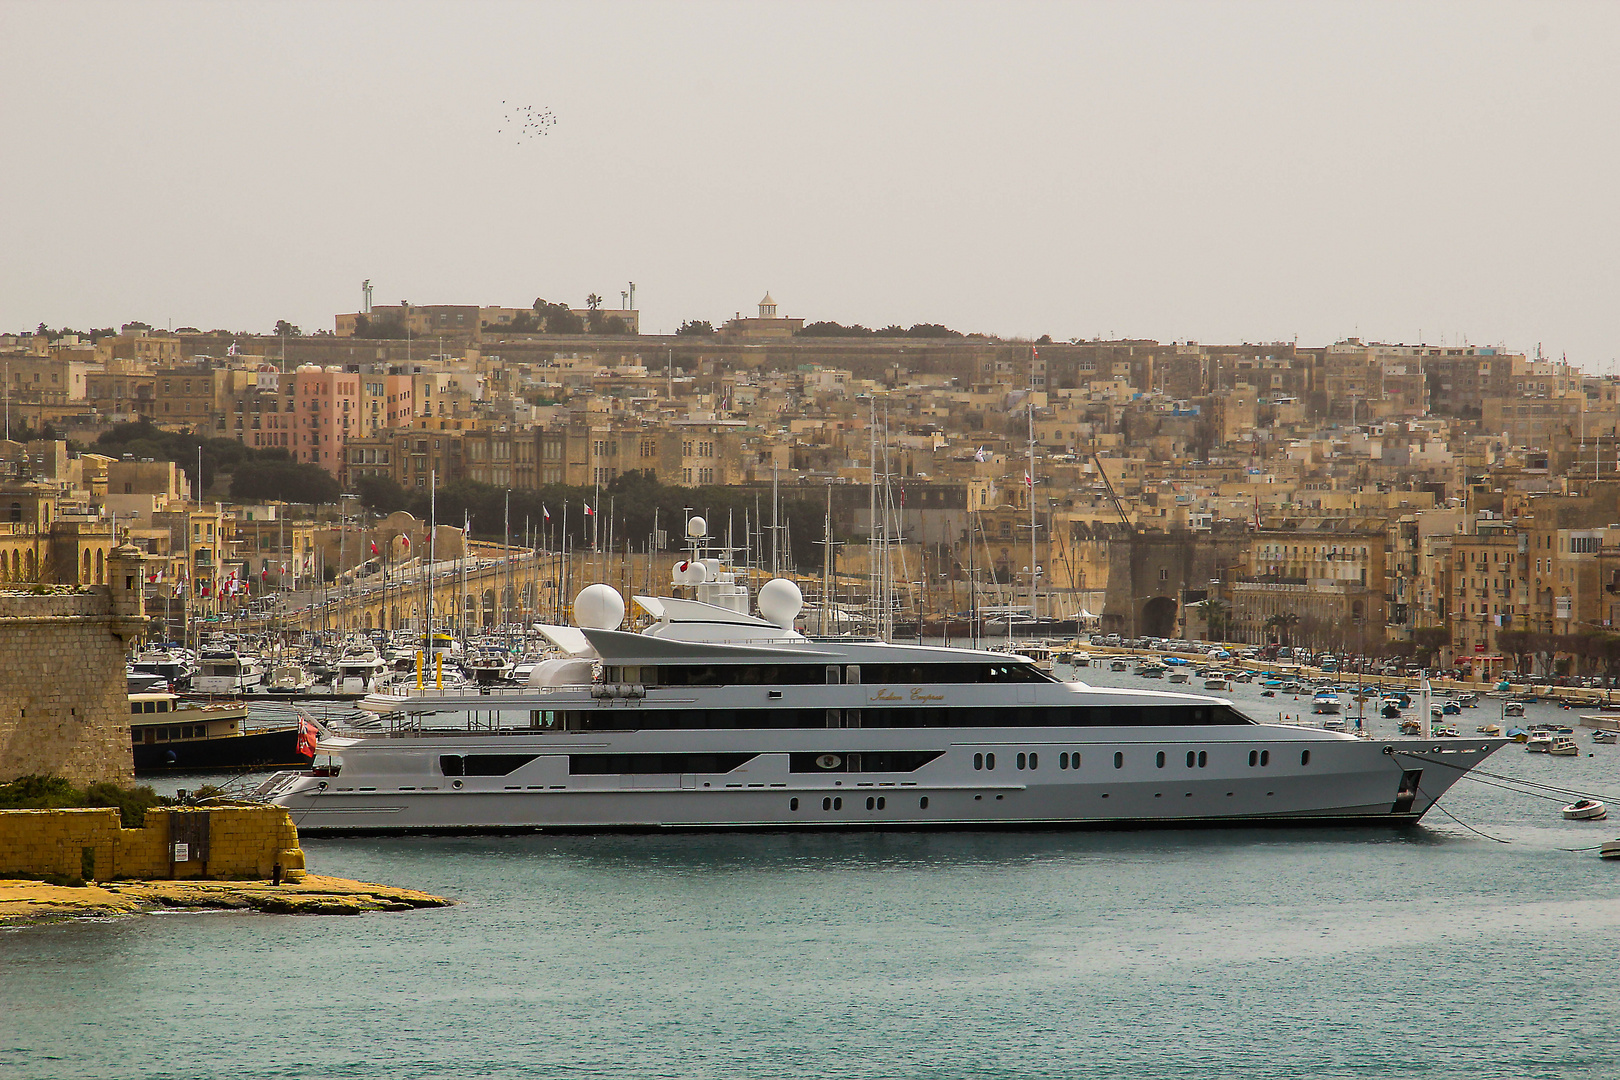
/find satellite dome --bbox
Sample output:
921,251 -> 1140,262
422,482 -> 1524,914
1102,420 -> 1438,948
757,578 -> 803,627
574,584 -> 625,631
686,516 -> 707,538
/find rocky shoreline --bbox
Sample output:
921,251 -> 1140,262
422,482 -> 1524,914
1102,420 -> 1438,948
0,874 -> 453,923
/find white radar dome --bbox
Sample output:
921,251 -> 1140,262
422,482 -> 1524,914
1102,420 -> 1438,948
686,516 -> 707,538
757,578 -> 804,627
573,583 -> 625,631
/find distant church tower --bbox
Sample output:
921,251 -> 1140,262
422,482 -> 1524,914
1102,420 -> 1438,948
759,293 -> 777,318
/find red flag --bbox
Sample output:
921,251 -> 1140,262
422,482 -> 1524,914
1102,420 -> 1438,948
401,535 -> 410,548
261,568 -> 268,579
543,505 -> 551,522
370,540 -> 379,555
297,719 -> 319,760
584,503 -> 594,517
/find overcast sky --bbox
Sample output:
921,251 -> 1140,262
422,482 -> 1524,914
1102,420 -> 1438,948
3,1 -> 1617,366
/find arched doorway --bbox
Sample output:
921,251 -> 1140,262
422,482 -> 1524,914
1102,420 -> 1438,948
1141,595 -> 1179,638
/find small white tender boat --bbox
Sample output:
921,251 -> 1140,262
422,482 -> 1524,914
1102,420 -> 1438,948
1594,730 -> 1617,744
1548,736 -> 1580,757
1504,701 -> 1527,718
1601,838 -> 1620,859
1526,731 -> 1555,753
1563,799 -> 1608,821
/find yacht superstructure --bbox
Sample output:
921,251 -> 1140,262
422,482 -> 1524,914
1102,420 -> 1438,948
260,519 -> 1504,833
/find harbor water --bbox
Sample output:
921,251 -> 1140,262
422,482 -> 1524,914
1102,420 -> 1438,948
6,664 -> 1620,1078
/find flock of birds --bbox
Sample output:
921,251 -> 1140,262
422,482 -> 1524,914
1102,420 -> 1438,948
499,102 -> 556,143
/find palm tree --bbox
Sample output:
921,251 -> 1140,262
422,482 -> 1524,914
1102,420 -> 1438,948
1264,611 -> 1299,647
1193,598 -> 1230,643
585,293 -> 603,311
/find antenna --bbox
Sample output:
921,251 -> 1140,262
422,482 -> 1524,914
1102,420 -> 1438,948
361,279 -> 373,314
628,281 -> 635,311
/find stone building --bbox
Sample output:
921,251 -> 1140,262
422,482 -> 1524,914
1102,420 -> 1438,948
0,543 -> 147,785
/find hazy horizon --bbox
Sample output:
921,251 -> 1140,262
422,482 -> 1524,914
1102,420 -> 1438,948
3,1 -> 1617,366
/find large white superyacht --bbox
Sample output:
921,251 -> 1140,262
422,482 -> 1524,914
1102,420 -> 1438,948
261,533 -> 1505,834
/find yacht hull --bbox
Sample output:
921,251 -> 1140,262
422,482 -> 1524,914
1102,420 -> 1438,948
264,729 -> 1503,834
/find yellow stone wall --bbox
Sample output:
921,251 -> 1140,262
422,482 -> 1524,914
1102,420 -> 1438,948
0,806 -> 304,882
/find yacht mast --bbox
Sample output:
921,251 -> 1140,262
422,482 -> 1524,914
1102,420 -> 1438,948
1028,399 -> 1037,626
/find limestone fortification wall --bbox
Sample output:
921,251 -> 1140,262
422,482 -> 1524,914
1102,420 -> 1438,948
0,581 -> 145,785
0,806 -> 305,881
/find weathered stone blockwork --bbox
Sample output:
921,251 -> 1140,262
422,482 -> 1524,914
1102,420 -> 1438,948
0,584 -> 145,785
0,806 -> 305,881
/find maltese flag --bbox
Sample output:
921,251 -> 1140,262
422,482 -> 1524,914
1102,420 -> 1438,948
974,447 -> 986,463
543,505 -> 551,522
1024,472 -> 1034,488
583,503 -> 594,517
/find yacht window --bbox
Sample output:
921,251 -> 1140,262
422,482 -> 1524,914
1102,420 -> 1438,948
441,754 -> 538,777
974,753 -> 983,770
1028,752 -> 1037,770
985,752 -> 996,770
833,797 -> 842,810
1198,751 -> 1207,767
1301,750 -> 1311,766
788,750 -> 941,773
1186,750 -> 1196,768
1156,751 -> 1166,769
1113,752 -> 1123,769
920,797 -> 929,810
156,702 -> 168,712
790,798 -> 799,811
822,797 -> 832,811
1248,750 -> 1258,767
572,753 -> 754,775
1016,753 -> 1026,770
866,797 -> 876,810
1059,752 -> 1069,769
877,797 -> 885,810
1260,750 -> 1270,766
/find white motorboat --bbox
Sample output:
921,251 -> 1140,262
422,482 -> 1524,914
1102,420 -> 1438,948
1526,730 -> 1555,753
1548,736 -> 1580,757
1204,674 -> 1232,691
1601,838 -> 1620,859
1594,729 -> 1617,744
1108,659 -> 1129,672
265,663 -> 315,694
335,641 -> 388,694
1562,799 -> 1607,821
1503,701 -> 1527,719
1312,689 -> 1342,715
192,650 -> 264,695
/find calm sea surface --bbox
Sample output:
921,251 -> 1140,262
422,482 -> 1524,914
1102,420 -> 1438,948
6,664 -> 1620,1079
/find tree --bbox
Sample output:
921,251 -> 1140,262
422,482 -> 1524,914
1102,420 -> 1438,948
355,474 -> 410,514
352,313 -> 410,340
228,460 -> 341,505
1264,611 -> 1299,646
1411,626 -> 1451,669
585,293 -> 603,311
676,320 -> 714,336
273,319 -> 301,337
1193,598 -> 1230,642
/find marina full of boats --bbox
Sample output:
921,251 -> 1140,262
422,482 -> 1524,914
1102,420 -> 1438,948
215,517 -> 1522,835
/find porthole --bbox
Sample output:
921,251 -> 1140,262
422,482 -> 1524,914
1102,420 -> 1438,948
1113,751 -> 1123,770
1248,750 -> 1258,767
920,796 -> 929,809
986,752 -> 996,770
974,752 -> 984,770
1060,752 -> 1069,769
1156,751 -> 1166,769
877,797 -> 886,810
1198,751 -> 1207,768
833,797 -> 843,810
1260,750 -> 1270,767
866,796 -> 876,810
1028,752 -> 1037,770
1017,752 -> 1027,770
790,797 -> 799,811
1301,749 -> 1311,766
1186,750 -> 1196,768
822,797 -> 832,811
452,780 -> 463,789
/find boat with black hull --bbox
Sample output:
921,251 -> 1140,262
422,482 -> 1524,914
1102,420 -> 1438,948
130,691 -> 317,773
256,518 -> 1506,834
